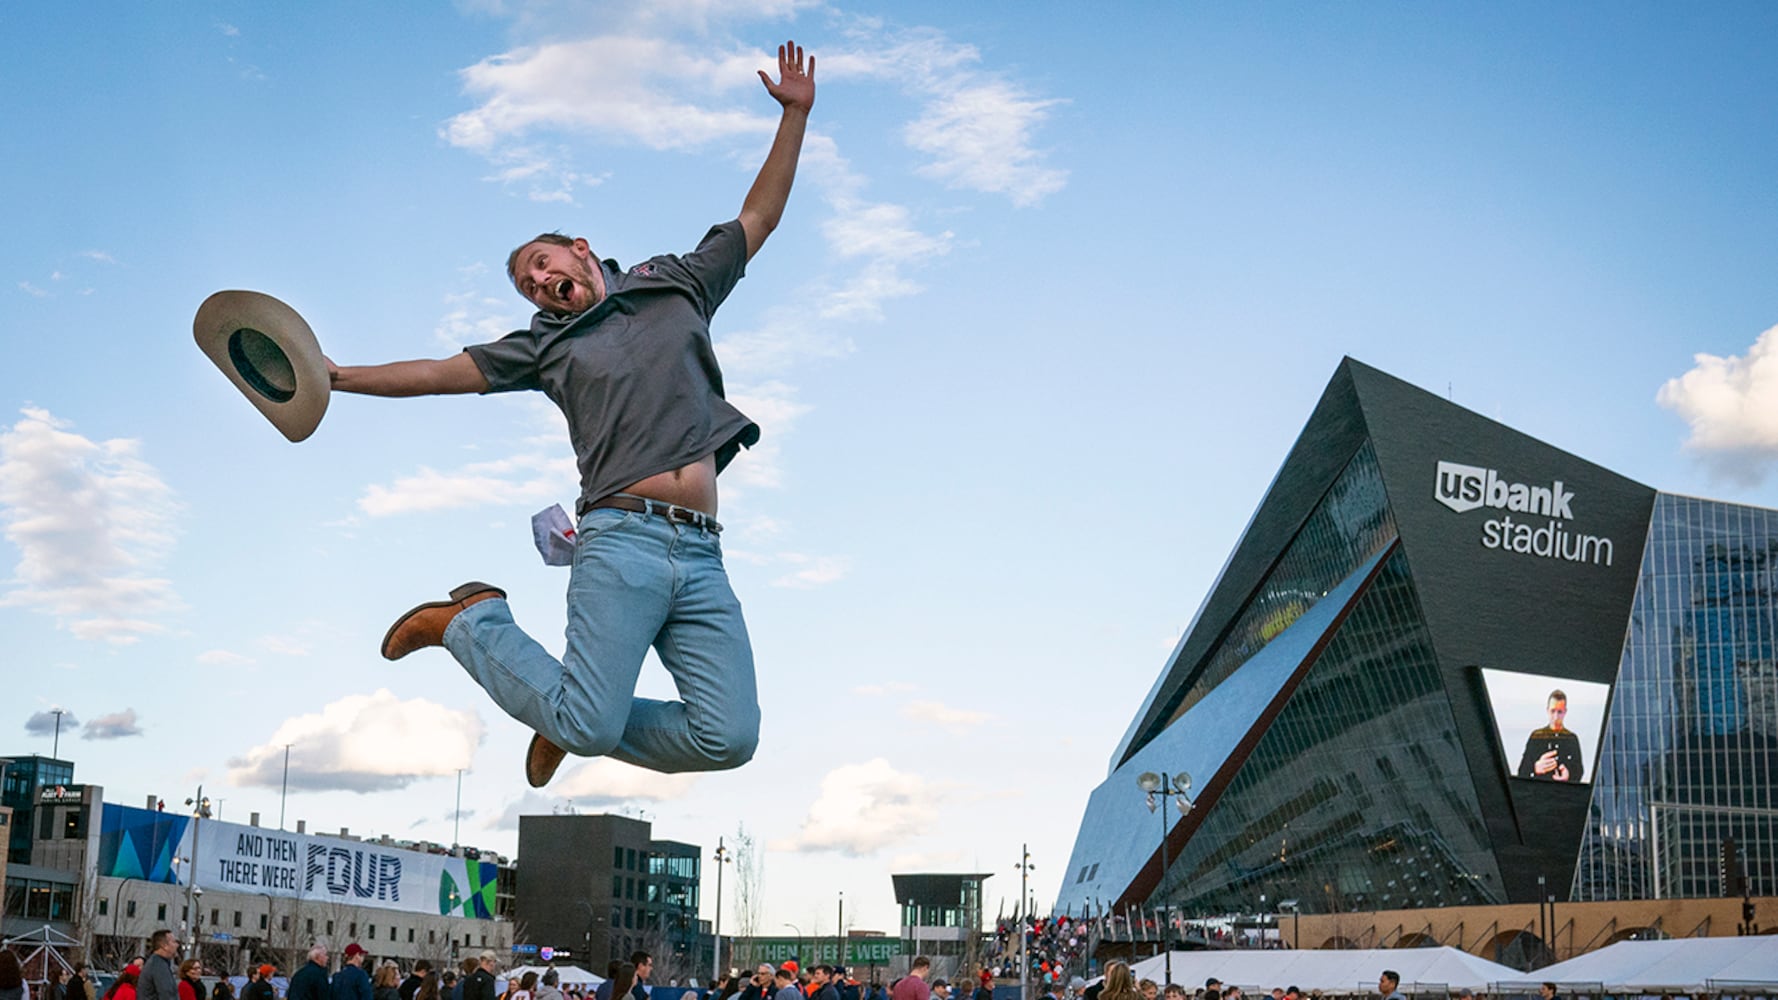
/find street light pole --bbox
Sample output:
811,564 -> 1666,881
713,839 -> 731,982
279,745 -> 292,830
184,785 -> 211,960
1136,771 -> 1193,992
51,708 -> 65,759
1015,846 -> 1034,1000
784,923 -> 803,966
837,891 -> 844,967
454,769 -> 465,849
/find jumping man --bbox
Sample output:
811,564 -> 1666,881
327,41 -> 815,787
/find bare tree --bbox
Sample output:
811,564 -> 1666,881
731,826 -> 762,968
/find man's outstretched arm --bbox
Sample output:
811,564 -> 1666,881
739,39 -> 815,262
327,353 -> 488,396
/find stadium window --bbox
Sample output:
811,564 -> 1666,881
156,903 -> 165,920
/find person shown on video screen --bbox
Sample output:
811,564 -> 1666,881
1517,689 -> 1584,782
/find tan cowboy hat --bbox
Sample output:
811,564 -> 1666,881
193,290 -> 330,442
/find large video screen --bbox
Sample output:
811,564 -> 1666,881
1480,668 -> 1609,785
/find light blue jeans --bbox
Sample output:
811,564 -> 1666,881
442,507 -> 759,773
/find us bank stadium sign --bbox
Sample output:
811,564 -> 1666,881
1435,460 -> 1615,567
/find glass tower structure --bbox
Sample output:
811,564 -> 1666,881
1575,494 -> 1778,901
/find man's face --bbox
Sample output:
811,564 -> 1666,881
1142,985 -> 1158,1000
481,957 -> 497,974
157,935 -> 180,958
1539,987 -> 1554,1000
512,239 -> 602,315
1378,979 -> 1395,995
315,949 -> 329,967
1547,698 -> 1568,731
636,959 -> 652,981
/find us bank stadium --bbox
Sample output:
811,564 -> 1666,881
1056,359 -> 1778,937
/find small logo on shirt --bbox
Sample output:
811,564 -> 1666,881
630,263 -> 656,277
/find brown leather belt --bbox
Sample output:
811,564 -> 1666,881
582,493 -> 722,534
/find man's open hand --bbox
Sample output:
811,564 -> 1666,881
759,39 -> 814,113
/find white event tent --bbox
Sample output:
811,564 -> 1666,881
1525,938 -> 1778,993
1125,948 -> 1521,994
504,966 -> 607,987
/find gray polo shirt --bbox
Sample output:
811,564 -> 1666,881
468,220 -> 760,514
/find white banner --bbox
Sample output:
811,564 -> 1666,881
188,818 -> 497,917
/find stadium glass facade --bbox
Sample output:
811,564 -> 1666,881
1057,359 -> 1778,921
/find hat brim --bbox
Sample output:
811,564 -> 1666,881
194,290 -> 330,442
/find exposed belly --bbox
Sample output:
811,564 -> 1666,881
622,454 -> 719,515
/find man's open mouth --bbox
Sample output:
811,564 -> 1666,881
555,279 -> 574,302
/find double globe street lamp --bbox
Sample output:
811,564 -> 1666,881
1135,771 -> 1193,989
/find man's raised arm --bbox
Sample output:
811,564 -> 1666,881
327,353 -> 488,397
738,40 -> 816,262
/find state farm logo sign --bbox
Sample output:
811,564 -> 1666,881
1434,461 -> 1614,566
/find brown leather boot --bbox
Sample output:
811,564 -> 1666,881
380,582 -> 506,660
526,733 -> 568,788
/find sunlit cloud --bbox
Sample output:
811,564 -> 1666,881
0,409 -> 182,643
770,758 -> 937,855
229,690 -> 484,793
1658,323 -> 1778,484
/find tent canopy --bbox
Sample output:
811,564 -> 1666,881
1526,938 -> 1778,993
1125,948 -> 1520,993
504,965 -> 606,987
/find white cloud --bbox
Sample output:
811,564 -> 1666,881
824,25 -> 1068,206
0,408 -> 182,643
1657,323 -> 1778,483
771,553 -> 848,589
553,757 -> 698,803
853,681 -> 916,697
83,709 -> 145,740
256,634 -> 310,657
357,452 -> 578,516
197,649 -> 254,666
904,81 -> 1067,206
228,690 -> 484,793
18,281 -> 48,298
80,250 -> 117,264
435,281 -> 527,351
487,791 -> 573,830
25,708 -> 79,735
444,37 -> 773,155
901,700 -> 992,731
769,758 -> 935,855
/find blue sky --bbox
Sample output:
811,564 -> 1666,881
5,1 -> 1778,941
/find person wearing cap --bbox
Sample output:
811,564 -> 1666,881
465,954 -> 498,1000
244,967 -> 276,1000
808,968 -> 839,1000
332,946 -> 372,1000
288,947 -> 332,1000
329,40 -> 818,791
